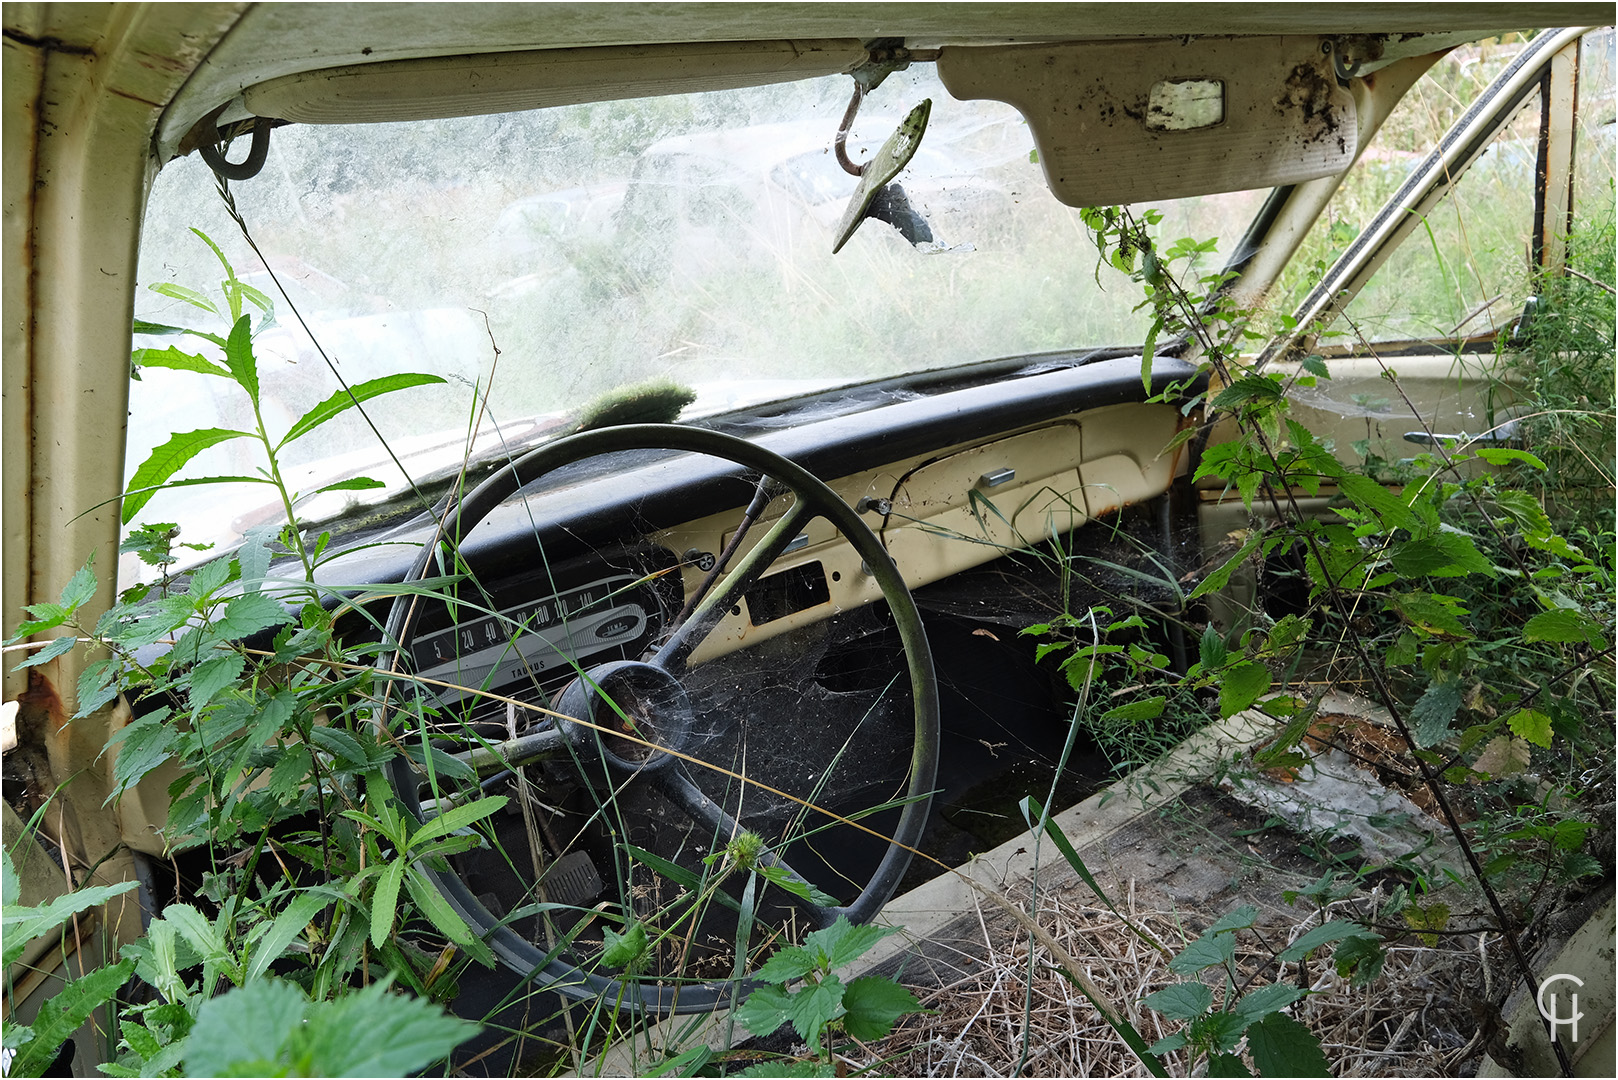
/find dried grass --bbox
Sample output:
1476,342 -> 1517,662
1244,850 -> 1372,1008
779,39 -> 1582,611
842,884 -> 1487,1078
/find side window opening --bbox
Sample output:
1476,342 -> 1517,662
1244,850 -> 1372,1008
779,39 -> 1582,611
1300,29 -> 1611,353
1270,36 -> 1538,318
1327,87 -> 1541,346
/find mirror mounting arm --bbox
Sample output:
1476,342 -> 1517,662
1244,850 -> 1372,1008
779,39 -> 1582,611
196,103 -> 273,182
835,38 -> 916,177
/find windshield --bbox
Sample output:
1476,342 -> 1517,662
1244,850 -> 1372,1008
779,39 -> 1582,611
128,65 -> 1269,586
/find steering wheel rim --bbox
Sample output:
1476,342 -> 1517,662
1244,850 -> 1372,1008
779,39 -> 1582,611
378,423 -> 939,1013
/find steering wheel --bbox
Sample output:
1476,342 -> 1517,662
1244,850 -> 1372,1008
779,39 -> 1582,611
378,424 -> 939,1013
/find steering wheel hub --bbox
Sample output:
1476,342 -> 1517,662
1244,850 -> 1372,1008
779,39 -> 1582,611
555,660 -> 693,772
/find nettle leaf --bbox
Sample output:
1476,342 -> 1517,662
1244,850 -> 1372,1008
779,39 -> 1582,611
122,428 -> 254,524
308,725 -> 370,768
807,916 -> 901,971
1169,930 -> 1236,974
106,708 -> 179,802
278,373 -> 447,450
1143,981 -> 1213,1020
785,974 -> 846,1054
1410,682 -> 1463,748
1246,1013 -> 1330,1077
1473,447 -> 1547,470
1389,532 -> 1496,579
1193,1009 -> 1249,1053
1507,707 -> 1554,749
58,561 -> 99,610
1199,624 -> 1230,669
74,657 -> 122,719
840,976 -> 923,1041
184,977 -> 306,1076
1219,662 -> 1272,719
1336,474 -> 1419,532
222,315 -> 259,406
754,944 -> 820,984
1207,904 -> 1260,935
12,634 -> 78,671
601,921 -> 649,972
1234,982 -> 1302,1021
1277,921 -> 1378,963
1490,487 -> 1554,534
1207,1051 -> 1254,1077
1210,375 -> 1284,411
267,744 -> 314,804
1149,1032 -> 1188,1054
734,983 -> 794,1037
131,346 -> 231,378
11,602 -> 69,639
1331,934 -> 1385,987
8,958 -> 136,1077
300,977 -> 478,1077
187,555 -> 235,600
207,592 -> 292,642
187,652 -> 246,710
1524,608 -> 1608,648
1387,592 -> 1472,640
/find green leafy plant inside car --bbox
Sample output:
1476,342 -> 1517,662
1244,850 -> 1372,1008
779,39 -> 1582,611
1011,197 -> 1614,1075
729,916 -> 925,1076
4,228 -> 489,1077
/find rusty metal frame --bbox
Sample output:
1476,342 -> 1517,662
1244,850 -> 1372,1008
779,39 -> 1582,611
1533,36 -> 1582,275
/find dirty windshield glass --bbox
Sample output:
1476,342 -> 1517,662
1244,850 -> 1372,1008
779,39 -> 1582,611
129,67 -> 1267,584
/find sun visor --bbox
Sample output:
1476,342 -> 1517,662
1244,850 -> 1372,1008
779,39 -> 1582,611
240,39 -> 866,124
937,36 -> 1358,207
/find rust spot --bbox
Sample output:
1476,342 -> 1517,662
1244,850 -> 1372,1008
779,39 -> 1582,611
109,86 -> 163,108
1,29 -> 96,57
17,667 -> 66,724
6,672 -> 64,822
134,49 -> 190,74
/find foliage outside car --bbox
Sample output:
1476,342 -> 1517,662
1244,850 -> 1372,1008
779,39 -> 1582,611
4,107 -> 1614,1077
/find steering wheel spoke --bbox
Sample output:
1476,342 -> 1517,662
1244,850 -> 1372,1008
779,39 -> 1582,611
654,498 -> 816,673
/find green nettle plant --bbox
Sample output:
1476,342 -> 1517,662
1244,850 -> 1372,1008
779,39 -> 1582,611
1016,204 -> 1613,1074
3,229 -> 488,1076
728,917 -> 925,1076
1141,904 -> 1360,1077
4,229 -> 936,1078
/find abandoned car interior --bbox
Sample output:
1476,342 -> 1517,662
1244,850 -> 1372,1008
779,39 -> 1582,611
3,4 -> 1614,1077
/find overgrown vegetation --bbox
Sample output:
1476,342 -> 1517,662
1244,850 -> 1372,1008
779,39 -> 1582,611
5,33 -> 1613,1080
1010,186 -> 1613,1072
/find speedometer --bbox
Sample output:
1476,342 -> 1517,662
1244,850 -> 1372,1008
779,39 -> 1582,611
407,544 -> 683,720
